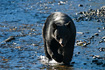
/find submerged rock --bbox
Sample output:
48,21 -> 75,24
92,59 -> 104,66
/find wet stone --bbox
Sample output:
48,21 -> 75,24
96,62 -> 103,65
76,41 -> 87,47
101,6 -> 105,9
85,32 -> 90,34
77,52 -> 80,54
91,55 -> 95,58
4,36 -> 15,42
94,33 -> 99,36
75,6 -> 105,22
92,59 -> 98,63
103,27 -> 105,29
102,36 -> 105,39
89,9 -> 93,11
91,59 -> 104,65
99,40 -> 103,43
58,1 -> 66,5
97,27 -> 100,30
97,19 -> 100,22
74,54 -> 79,57
90,35 -> 94,39
76,12 -> 83,15
78,4 -> 83,7
102,63 -> 105,67
92,55 -> 100,59
71,62 -> 75,64
98,48 -> 105,52
83,63 -> 87,65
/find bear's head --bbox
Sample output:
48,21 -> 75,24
52,21 -> 72,47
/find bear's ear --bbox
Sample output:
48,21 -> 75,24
65,21 -> 71,28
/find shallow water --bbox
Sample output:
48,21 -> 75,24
0,0 -> 105,70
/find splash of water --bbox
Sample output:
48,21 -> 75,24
39,55 -> 63,66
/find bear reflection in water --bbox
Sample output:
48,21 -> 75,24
42,12 -> 76,65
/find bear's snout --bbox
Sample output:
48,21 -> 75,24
59,39 -> 65,47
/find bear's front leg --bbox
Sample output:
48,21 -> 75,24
46,41 -> 63,63
63,46 -> 74,65
52,53 -> 63,62
44,41 -> 52,60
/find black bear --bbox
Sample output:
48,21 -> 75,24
42,12 -> 76,65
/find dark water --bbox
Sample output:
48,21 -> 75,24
0,0 -> 105,70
